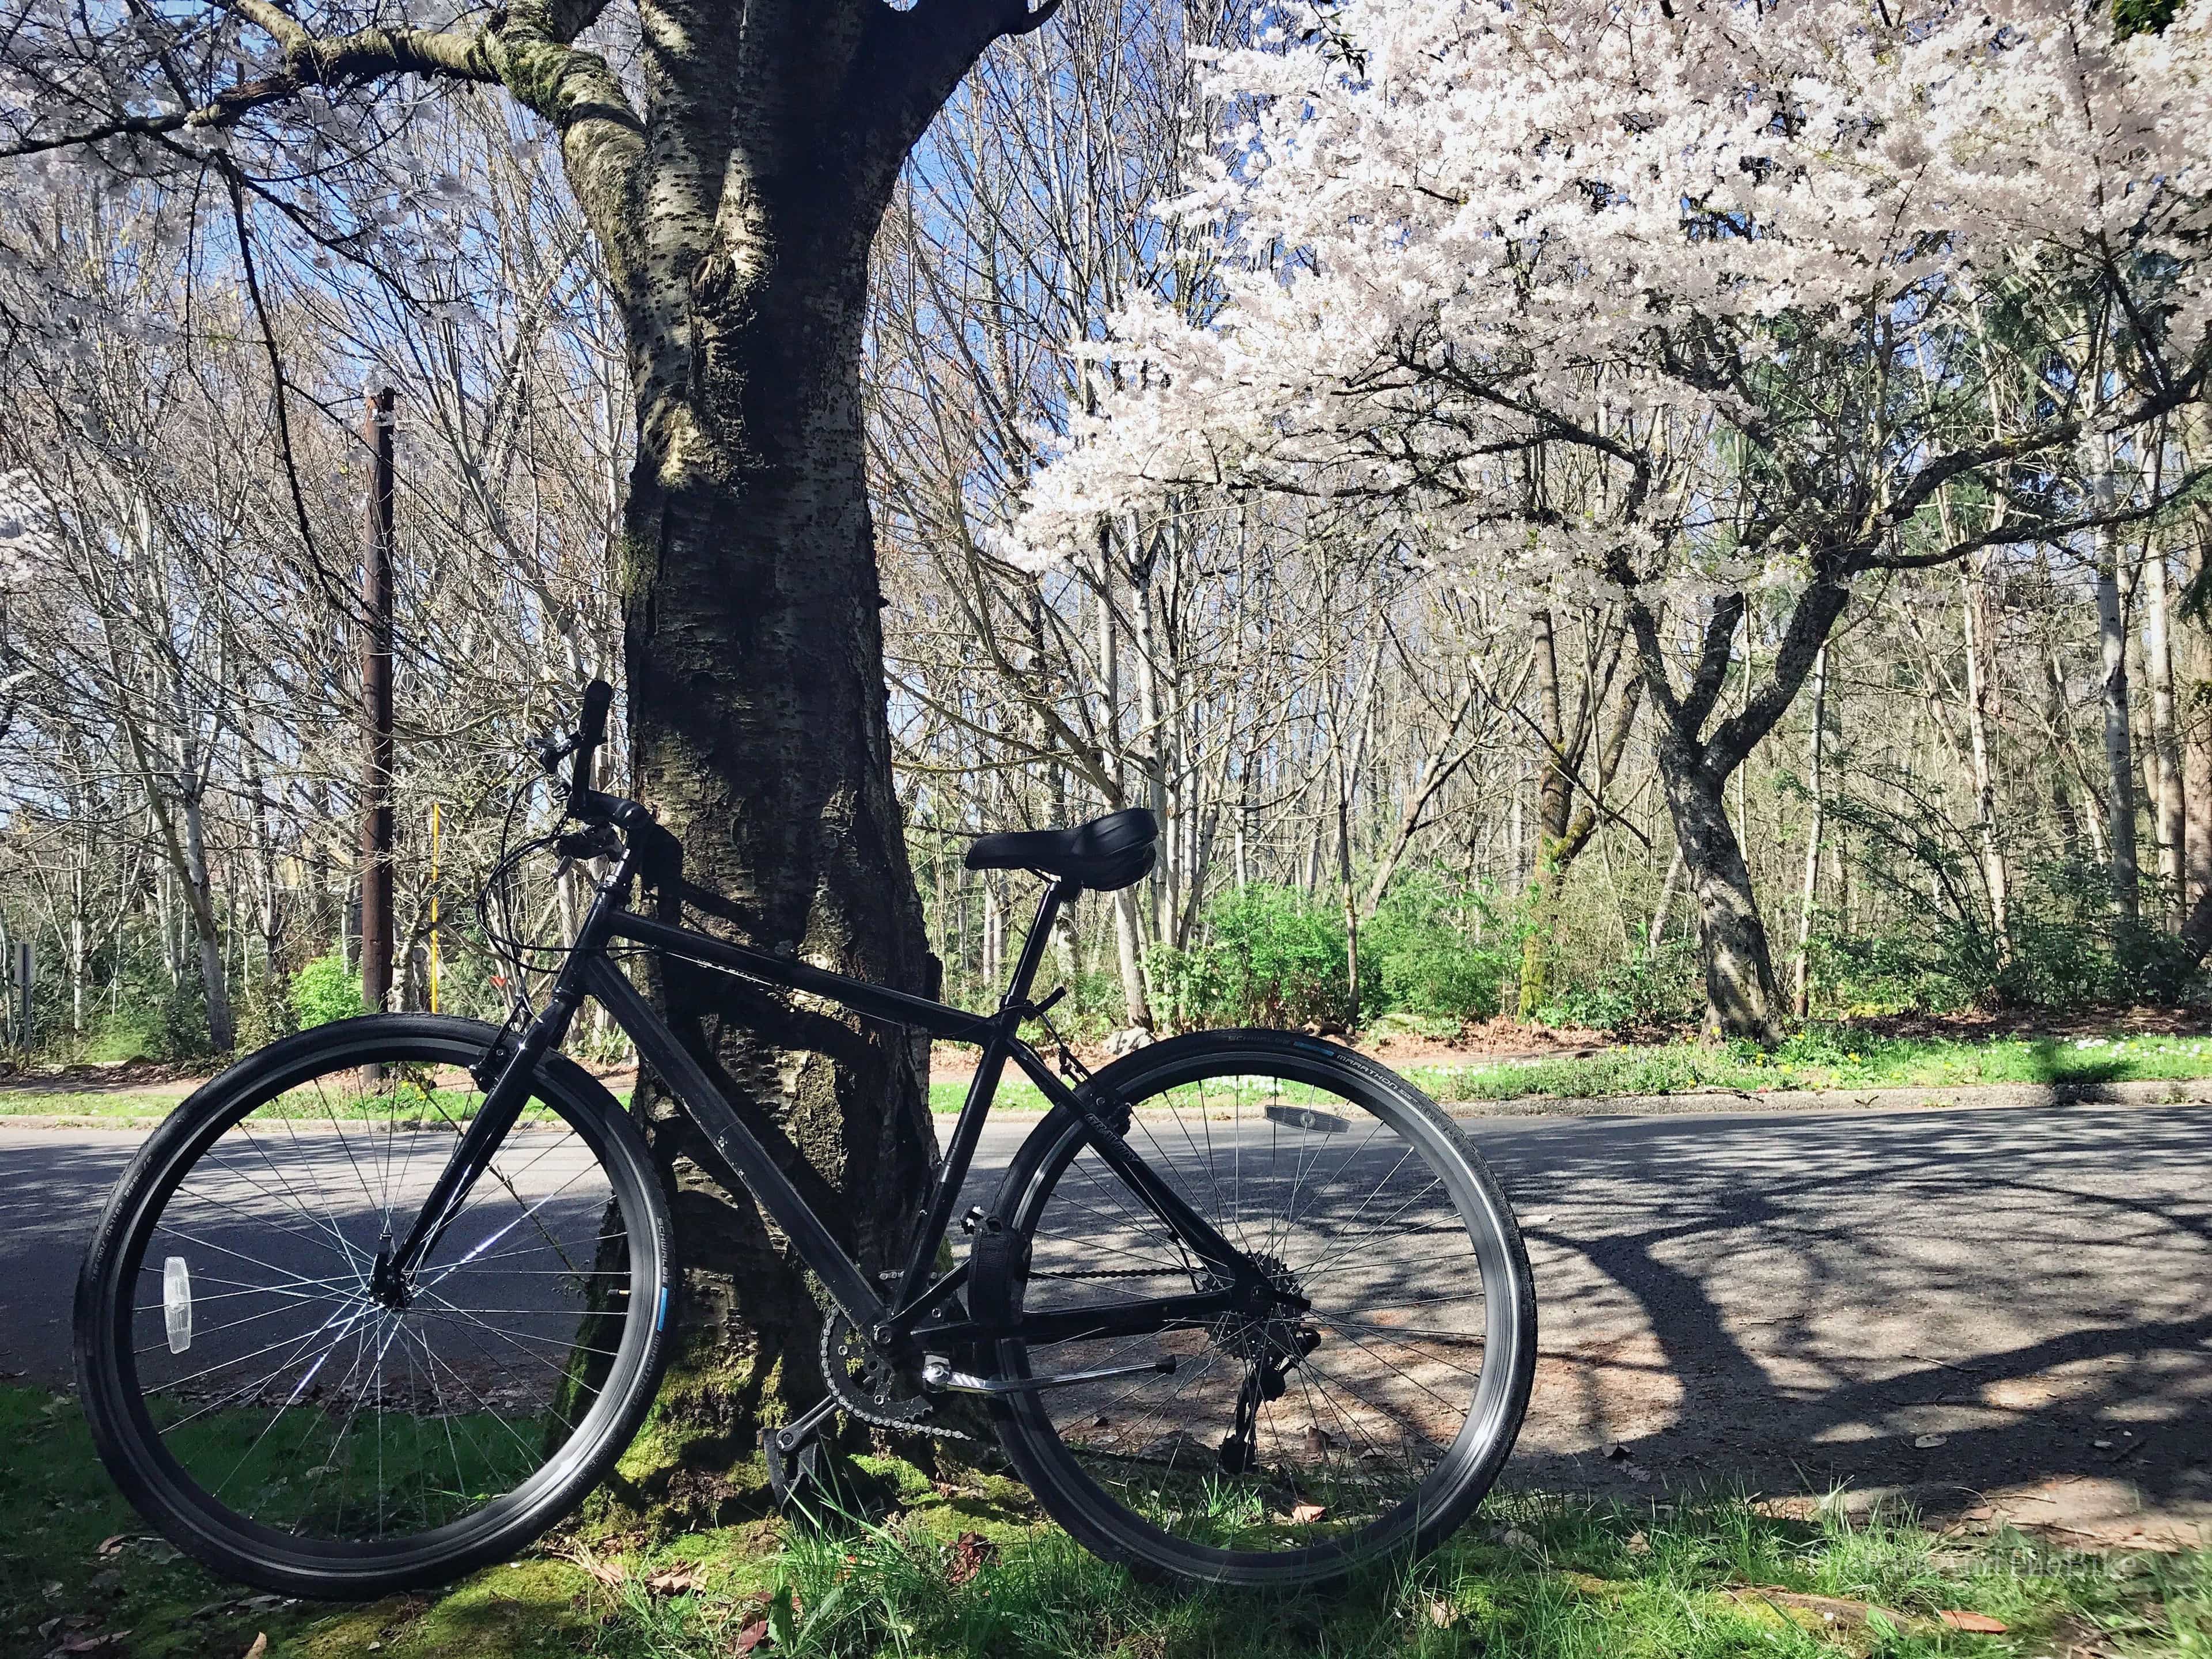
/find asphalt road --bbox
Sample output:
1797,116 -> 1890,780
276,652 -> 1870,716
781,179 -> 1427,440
5,1099 -> 2208,1540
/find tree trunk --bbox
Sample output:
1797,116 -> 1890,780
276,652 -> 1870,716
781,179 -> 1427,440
1112,885 -> 1153,1029
2187,622 -> 2212,910
2143,543 -> 2186,927
1516,761 -> 1574,1020
588,0 -> 1036,1509
2096,512 -> 2141,925
1660,745 -> 1785,1044
1512,611 -> 1639,1019
1959,558 -> 2012,959
180,790 -> 235,1053
1516,609 -> 1569,1019
621,255 -> 939,1493
1647,844 -> 1683,952
1623,575 -> 1850,1045
1791,645 -> 1825,1019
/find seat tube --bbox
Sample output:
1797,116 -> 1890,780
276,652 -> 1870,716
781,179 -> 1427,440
1000,878 -> 1072,1012
890,879 -> 1073,1311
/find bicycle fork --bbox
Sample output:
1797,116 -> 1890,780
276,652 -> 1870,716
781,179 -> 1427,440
374,857 -> 631,1307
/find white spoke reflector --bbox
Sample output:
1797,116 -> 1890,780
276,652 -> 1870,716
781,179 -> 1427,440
164,1256 -> 193,1354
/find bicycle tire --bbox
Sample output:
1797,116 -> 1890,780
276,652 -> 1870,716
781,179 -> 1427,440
74,1014 -> 675,1599
972,1029 -> 1534,1589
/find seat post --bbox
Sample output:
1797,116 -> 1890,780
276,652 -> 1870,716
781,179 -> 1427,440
1000,878 -> 1075,1010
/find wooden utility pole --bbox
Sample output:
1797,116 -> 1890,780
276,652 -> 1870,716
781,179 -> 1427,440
360,387 -> 396,1016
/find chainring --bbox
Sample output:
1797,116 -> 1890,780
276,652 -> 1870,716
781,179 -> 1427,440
819,1309 -> 965,1437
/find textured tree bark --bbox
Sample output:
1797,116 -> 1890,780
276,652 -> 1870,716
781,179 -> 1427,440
1656,738 -> 1785,1044
616,172 -> 934,1516
1622,576 -> 1850,1046
503,0 -> 1050,1514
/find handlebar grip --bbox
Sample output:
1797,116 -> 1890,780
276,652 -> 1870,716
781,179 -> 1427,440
578,679 -> 614,748
571,679 -> 615,807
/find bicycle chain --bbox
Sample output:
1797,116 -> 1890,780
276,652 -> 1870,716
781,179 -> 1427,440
817,1308 -> 975,1441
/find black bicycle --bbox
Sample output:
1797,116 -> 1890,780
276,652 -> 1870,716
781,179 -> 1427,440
74,681 -> 1534,1596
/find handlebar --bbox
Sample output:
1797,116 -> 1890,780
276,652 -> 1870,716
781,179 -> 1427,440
552,678 -> 653,842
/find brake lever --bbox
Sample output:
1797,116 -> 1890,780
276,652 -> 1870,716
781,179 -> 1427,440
554,824 -> 623,862
535,733 -> 573,776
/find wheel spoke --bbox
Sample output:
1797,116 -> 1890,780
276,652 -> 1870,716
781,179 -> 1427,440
93,1038 -> 657,1566
998,1050 -> 1528,1570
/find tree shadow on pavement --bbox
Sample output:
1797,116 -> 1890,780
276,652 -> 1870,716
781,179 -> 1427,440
1467,1102 -> 2212,1531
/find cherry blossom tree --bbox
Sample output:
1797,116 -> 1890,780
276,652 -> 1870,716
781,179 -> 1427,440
1005,0 -> 2212,1041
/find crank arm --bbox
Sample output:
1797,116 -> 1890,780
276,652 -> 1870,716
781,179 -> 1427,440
922,1354 -> 1176,1395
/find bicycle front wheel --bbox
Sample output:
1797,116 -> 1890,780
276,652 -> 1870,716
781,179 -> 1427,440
74,1015 -> 674,1598
978,1030 -> 1534,1588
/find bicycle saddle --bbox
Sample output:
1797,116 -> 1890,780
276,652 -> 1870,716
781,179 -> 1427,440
964,808 -> 1157,891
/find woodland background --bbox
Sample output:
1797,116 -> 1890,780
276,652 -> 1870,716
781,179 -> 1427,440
2,0 -> 2208,1066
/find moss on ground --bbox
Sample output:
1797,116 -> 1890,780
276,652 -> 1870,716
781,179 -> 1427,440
6,1382 -> 2209,1659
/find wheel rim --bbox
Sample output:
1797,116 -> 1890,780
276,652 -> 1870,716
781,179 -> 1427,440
997,1047 -> 1528,1574
94,1034 -> 656,1562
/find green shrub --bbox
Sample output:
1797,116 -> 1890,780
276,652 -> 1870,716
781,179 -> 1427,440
1542,937 -> 1705,1033
77,959 -> 213,1061
289,952 -> 366,1028
1152,870 -> 1518,1032
1152,884 -> 1354,1030
1805,860 -> 2206,1016
1808,927 -> 1980,1016
81,1014 -> 169,1064
1362,868 -> 1510,1022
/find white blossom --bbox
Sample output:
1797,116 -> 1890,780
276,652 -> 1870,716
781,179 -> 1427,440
1011,0 -> 2212,592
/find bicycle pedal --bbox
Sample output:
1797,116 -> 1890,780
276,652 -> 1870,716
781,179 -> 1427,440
921,1354 -> 1174,1395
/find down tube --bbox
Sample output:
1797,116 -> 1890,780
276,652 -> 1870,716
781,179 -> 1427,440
582,956 -> 885,1328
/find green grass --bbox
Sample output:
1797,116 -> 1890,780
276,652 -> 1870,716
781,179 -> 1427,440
1429,1028 -> 2212,1104
15,1028 -> 2212,1124
927,1028 -> 2212,1116
0,1078 -> 573,1126
2,1381 -> 2205,1658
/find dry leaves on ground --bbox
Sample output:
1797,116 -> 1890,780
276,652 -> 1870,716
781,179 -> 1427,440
1289,1502 -> 1328,1525
947,1531 -> 998,1586
645,1565 -> 706,1596
729,1585 -> 803,1653
560,1546 -> 628,1590
1938,1609 -> 2010,1633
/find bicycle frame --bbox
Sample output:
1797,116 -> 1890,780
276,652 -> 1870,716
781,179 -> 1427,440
380,843 -> 1269,1363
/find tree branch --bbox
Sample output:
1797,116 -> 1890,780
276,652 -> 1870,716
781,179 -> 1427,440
1678,592 -> 1744,736
1704,574 -> 1852,777
1861,464 -> 2212,570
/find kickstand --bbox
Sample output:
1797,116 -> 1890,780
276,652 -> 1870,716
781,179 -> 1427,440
761,1395 -> 840,1514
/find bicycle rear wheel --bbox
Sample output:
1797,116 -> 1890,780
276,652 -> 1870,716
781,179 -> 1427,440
976,1030 -> 1533,1588
74,1015 -> 673,1598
